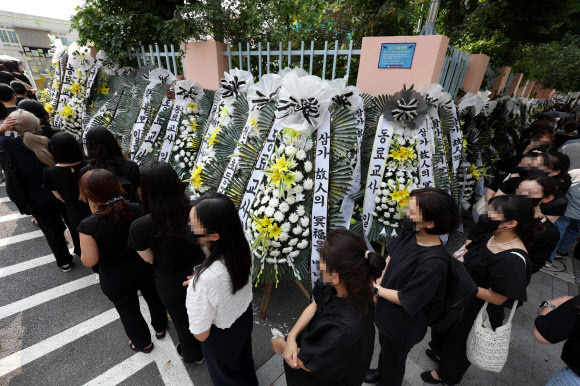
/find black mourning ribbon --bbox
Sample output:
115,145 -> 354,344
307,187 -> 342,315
251,87 -> 280,110
332,91 -> 354,108
392,98 -> 419,121
176,85 -> 200,101
278,96 -> 320,126
220,75 -> 246,99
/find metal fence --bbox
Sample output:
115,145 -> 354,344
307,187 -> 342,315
127,44 -> 184,76
224,40 -> 362,82
481,64 -> 497,92
502,72 -> 515,96
438,46 -> 471,100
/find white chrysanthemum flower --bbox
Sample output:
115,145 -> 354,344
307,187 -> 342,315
179,162 -> 186,169
274,212 -> 284,222
289,213 -> 299,223
296,150 -> 307,160
261,196 -> 269,205
381,196 -> 389,203
296,205 -> 305,216
387,179 -> 395,185
265,207 -> 275,217
300,218 -> 309,228
282,223 -> 291,232
270,250 -> 281,257
294,171 -> 304,182
272,190 -> 280,198
302,228 -> 309,237
286,195 -> 296,205
279,202 -> 290,213
389,207 -> 395,213
292,226 -> 303,235
289,250 -> 300,258
285,146 -> 296,156
304,161 -> 313,173
279,232 -> 290,242
271,241 -> 281,248
293,185 -> 304,194
303,179 -> 314,190
381,204 -> 388,209
282,247 -> 293,254
278,144 -> 286,153
297,240 -> 308,249
375,197 -> 381,204
289,238 -> 298,246
305,139 -> 314,151
380,182 -> 387,188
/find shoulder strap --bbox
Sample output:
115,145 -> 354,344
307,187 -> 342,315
510,251 -> 527,266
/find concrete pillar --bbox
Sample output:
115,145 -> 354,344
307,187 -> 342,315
460,53 -> 490,94
490,66 -> 511,97
356,35 -> 449,96
507,73 -> 523,97
181,41 -> 229,90
530,83 -> 543,98
523,81 -> 536,98
517,81 -> 528,97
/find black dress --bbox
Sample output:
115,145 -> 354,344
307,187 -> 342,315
43,162 -> 91,255
78,204 -> 167,350
283,281 -> 375,386
375,229 -> 449,386
128,214 -> 205,362
529,218 -> 560,273
430,233 -> 530,385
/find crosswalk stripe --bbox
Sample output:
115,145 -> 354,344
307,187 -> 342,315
0,182 -> 5,187
0,213 -> 29,223
0,197 -> 10,203
0,308 -> 118,378
83,353 -> 153,386
0,230 -> 44,248
0,275 -> 98,319
0,253 -> 57,278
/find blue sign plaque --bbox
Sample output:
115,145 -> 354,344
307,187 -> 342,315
378,43 -> 416,69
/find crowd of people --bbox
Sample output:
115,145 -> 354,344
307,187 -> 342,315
0,64 -> 579,385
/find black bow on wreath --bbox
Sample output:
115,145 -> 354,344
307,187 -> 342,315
392,98 -> 418,121
251,88 -> 280,110
176,85 -> 201,101
382,89 -> 428,129
278,96 -> 320,126
332,91 -> 354,108
220,75 -> 246,99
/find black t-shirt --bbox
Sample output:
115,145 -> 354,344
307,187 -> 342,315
463,232 -> 530,327
78,203 -> 141,269
375,229 -> 449,346
40,125 -> 59,139
535,296 -> 580,376
555,133 -> 578,149
529,218 -> 560,274
5,106 -> 18,115
43,162 -> 88,206
81,158 -> 141,202
128,213 -> 204,274
291,281 -> 375,385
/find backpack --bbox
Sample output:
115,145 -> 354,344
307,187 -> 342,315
421,251 -> 478,332
117,160 -> 140,203
0,138 -> 31,215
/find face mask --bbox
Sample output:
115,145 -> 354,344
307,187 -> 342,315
401,215 -> 417,231
524,197 -> 543,207
517,167 -> 546,178
478,214 -> 503,232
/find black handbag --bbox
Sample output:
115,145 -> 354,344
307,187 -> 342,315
0,138 -> 31,215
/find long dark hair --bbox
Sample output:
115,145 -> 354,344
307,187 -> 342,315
49,131 -> 84,164
141,161 -> 190,238
520,175 -> 558,198
85,126 -> 125,173
321,228 -> 385,314
191,192 -> 251,294
410,187 -> 460,234
79,169 -> 135,225
488,195 -> 542,250
18,99 -> 50,126
544,151 -> 571,185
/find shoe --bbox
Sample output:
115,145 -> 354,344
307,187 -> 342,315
129,341 -> 154,353
544,261 -> 552,268
421,370 -> 443,384
60,263 -> 73,272
156,330 -> 166,340
555,252 -> 568,259
176,344 -> 204,364
364,368 -> 381,384
426,349 -> 440,364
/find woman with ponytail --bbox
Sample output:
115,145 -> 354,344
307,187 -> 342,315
271,228 -> 385,385
0,110 -> 75,271
423,195 -> 533,385
78,169 -> 167,353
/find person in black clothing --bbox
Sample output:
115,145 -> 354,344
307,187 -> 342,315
534,295 -> 580,385
78,169 -> 167,353
422,195 -> 535,385
43,132 -> 91,256
365,188 -> 460,386
2,61 -> 32,86
515,176 -> 561,271
128,161 -> 205,363
0,83 -> 18,115
555,121 -> 579,148
0,110 -> 75,271
10,81 -> 27,104
81,126 -> 141,203
271,229 -> 385,385
18,99 -> 58,139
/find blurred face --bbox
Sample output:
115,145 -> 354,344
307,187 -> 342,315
189,207 -> 219,250
403,196 -> 435,232
320,258 -> 340,286
516,180 -> 553,207
487,205 -> 517,231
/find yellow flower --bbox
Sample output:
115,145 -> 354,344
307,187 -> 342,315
60,105 -> 74,119
256,216 -> 274,234
97,83 -> 109,95
188,102 -> 199,111
265,153 -> 296,189
468,165 -> 483,180
268,223 -> 282,240
282,127 -> 300,140
220,105 -> 228,116
389,146 -> 415,162
186,165 -> 203,188
146,146 -> 153,154
70,82 -> 81,94
208,127 -> 220,147
44,103 -> 54,114
249,115 -> 258,127
463,139 -> 468,152
389,189 -> 410,205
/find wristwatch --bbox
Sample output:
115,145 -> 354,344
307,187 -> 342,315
540,301 -> 557,310
374,285 -> 381,296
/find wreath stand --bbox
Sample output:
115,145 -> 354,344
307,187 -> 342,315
259,280 -> 311,320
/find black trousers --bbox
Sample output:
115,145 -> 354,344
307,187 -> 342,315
64,203 -> 91,255
377,334 -> 413,386
99,258 -> 168,350
155,269 -> 203,362
201,305 -> 258,386
31,204 -> 73,267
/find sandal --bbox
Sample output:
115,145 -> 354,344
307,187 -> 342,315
129,341 -> 154,353
156,330 -> 166,340
421,370 -> 442,384
425,349 -> 440,364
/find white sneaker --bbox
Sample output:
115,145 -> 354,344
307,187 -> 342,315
544,261 -> 552,268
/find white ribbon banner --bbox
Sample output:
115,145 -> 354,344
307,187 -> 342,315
81,63 -> 102,128
133,96 -> 173,165
129,83 -> 157,158
361,116 -> 395,245
49,53 -> 65,109
54,60 -> 75,128
310,113 -> 331,288
217,112 -> 256,193
158,103 -> 183,163
429,108 -> 450,191
416,118 -> 435,188
238,120 -> 279,232
449,104 -> 463,174
340,99 -> 365,228
195,96 -> 223,164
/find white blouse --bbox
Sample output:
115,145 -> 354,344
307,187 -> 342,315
186,259 -> 253,334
